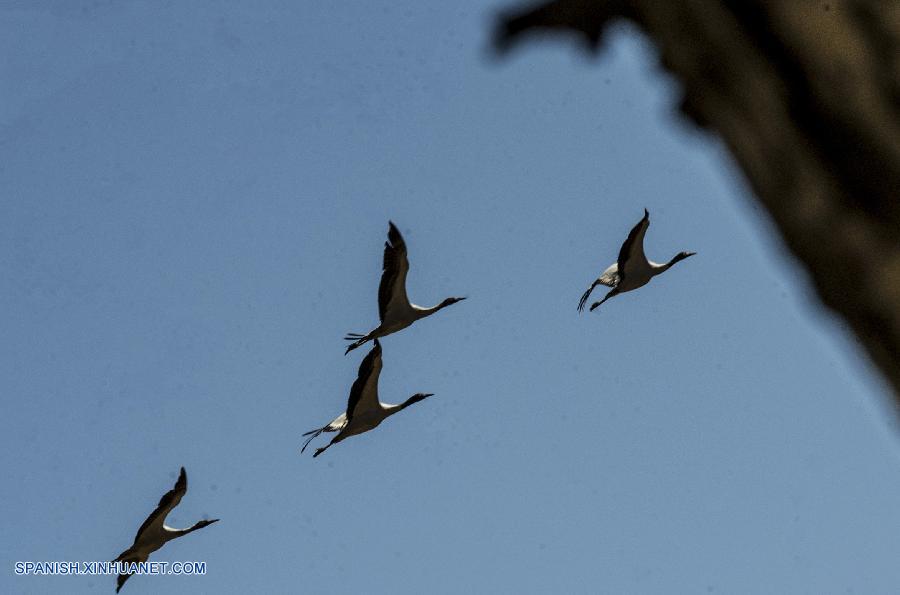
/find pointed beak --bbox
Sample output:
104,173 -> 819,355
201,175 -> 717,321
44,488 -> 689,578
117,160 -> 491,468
424,393 -> 435,398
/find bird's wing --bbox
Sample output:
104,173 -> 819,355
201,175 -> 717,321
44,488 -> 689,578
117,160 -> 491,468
617,209 -> 650,280
116,570 -> 132,593
132,467 -> 187,545
345,340 -> 383,423
378,221 -> 410,321
113,549 -> 148,592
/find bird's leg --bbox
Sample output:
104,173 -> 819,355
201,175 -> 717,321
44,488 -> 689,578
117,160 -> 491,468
344,336 -> 370,355
313,443 -> 332,458
589,297 -> 608,311
589,288 -> 617,311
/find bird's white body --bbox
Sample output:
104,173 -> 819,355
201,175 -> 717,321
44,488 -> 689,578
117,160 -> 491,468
344,222 -> 464,354
578,209 -> 695,312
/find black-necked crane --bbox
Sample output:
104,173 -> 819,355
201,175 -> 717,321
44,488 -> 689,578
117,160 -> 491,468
578,209 -> 695,312
303,339 -> 434,457
113,467 -> 218,593
344,221 -> 465,354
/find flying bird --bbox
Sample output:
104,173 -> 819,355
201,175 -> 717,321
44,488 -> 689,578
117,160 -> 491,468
578,209 -> 695,312
303,339 -> 434,457
344,221 -> 465,354
113,468 -> 218,592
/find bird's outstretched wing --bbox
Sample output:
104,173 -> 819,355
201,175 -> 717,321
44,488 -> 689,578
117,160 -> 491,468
378,222 -> 410,322
131,467 -> 187,545
345,340 -> 383,423
116,569 -> 133,593
616,209 -> 650,283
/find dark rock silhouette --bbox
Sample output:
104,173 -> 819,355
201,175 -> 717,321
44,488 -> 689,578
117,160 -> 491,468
495,1 -> 900,406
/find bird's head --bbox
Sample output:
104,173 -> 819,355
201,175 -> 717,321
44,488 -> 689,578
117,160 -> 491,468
673,251 -> 696,264
196,519 -> 220,529
403,392 -> 435,408
439,296 -> 467,309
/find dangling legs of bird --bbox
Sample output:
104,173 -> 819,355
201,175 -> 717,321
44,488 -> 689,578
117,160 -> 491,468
590,288 -> 617,311
344,328 -> 381,354
313,432 -> 345,457
343,336 -> 370,355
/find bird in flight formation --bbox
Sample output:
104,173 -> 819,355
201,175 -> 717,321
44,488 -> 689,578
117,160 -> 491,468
578,209 -> 695,312
113,468 -> 218,592
344,221 -> 466,355
107,212 -> 695,591
306,221 -> 462,457
302,339 -> 434,457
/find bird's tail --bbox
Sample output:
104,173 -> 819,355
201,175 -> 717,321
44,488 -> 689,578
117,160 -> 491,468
578,281 -> 598,312
301,427 -> 326,453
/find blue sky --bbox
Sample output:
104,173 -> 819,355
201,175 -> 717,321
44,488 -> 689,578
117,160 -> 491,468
3,2 -> 899,594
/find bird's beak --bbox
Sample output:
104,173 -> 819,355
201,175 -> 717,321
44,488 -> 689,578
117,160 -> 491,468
424,393 -> 435,398
687,252 -> 697,257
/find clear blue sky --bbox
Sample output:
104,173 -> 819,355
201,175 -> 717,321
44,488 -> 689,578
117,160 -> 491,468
3,2 -> 900,594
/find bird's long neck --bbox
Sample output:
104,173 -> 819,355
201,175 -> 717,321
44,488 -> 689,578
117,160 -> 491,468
382,403 -> 404,416
384,401 -> 412,416
167,521 -> 212,540
384,395 -> 428,416
414,300 -> 449,317
652,261 -> 676,275
653,253 -> 688,275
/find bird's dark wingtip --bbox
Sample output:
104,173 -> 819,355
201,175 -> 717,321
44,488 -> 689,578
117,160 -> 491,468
386,221 -> 405,248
